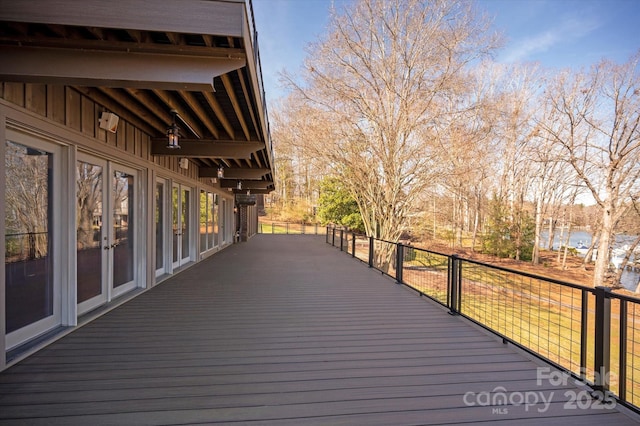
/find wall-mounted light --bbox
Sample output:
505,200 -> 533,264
246,190 -> 251,195
166,109 -> 181,149
210,178 -> 217,184
237,181 -> 242,190
179,158 -> 189,169
217,166 -> 224,178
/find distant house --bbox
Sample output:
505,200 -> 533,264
0,0 -> 274,370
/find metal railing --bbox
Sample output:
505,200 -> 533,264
5,232 -> 49,261
326,226 -> 640,413
258,222 -> 326,235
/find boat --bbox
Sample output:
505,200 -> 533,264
575,240 -> 589,255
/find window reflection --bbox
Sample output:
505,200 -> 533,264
4,141 -> 54,333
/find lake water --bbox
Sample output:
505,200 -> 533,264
540,230 -> 639,291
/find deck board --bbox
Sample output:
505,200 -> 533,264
0,235 -> 638,425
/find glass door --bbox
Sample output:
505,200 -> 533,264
5,135 -> 61,349
76,156 -> 108,314
76,156 -> 137,313
221,199 -> 227,244
111,166 -> 136,297
155,179 -> 167,277
172,184 -> 191,269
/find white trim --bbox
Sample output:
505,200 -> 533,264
76,154 -> 109,316
4,129 -> 63,350
171,183 -> 194,269
61,144 -> 76,326
0,107 -> 6,369
0,96 -> 239,367
110,163 -> 139,298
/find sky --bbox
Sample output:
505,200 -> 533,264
252,0 -> 640,104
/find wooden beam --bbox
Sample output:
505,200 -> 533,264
124,88 -> 171,126
177,90 -> 219,139
202,91 -> 235,140
0,46 -> 245,91
0,35 -> 247,59
150,139 -> 264,159
152,90 -> 204,139
199,167 -> 270,179
232,188 -> 273,194
221,73 -> 251,141
221,179 -> 274,189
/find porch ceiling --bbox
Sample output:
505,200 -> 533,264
0,0 -> 274,192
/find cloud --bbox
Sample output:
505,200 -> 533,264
501,15 -> 602,63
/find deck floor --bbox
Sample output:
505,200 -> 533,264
0,235 -> 638,425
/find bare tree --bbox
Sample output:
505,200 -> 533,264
4,142 -> 51,260
479,62 -> 542,261
77,163 -> 102,249
540,53 -> 640,288
283,0 -> 498,270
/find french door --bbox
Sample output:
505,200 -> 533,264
172,184 -> 191,269
5,134 -> 61,349
76,154 -> 138,315
155,179 -> 167,277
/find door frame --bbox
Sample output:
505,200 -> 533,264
76,153 -> 108,315
172,182 -> 193,270
74,153 -> 140,310
4,129 -> 63,350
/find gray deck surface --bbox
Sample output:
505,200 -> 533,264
0,235 -> 638,425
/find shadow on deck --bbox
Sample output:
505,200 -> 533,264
0,235 -> 638,425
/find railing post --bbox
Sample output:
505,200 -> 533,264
619,299 -> 628,400
580,290 -> 589,381
351,233 -> 356,258
286,223 -> 289,234
340,230 -> 344,251
332,228 -> 336,246
594,286 -> 611,392
368,236 -> 374,268
448,255 -> 461,315
396,243 -> 404,284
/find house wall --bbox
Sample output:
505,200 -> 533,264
1,82 -> 255,370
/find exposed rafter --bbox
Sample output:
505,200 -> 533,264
178,90 -> 219,139
221,73 -> 251,141
0,2 -> 274,193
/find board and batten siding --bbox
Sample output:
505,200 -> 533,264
0,81 -> 203,181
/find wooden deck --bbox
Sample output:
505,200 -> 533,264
0,235 -> 638,425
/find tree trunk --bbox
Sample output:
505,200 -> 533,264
593,202 -> 614,287
546,217 -> 556,250
532,192 -> 543,265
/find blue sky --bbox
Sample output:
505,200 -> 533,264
252,0 -> 640,104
